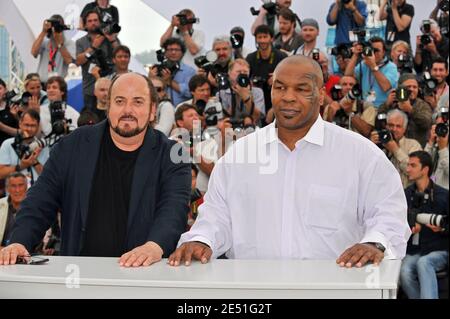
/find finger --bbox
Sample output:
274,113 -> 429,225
168,247 -> 184,267
373,252 -> 384,266
200,247 -> 212,264
3,250 -> 11,265
10,250 -> 18,265
123,253 -> 138,268
143,256 -> 157,267
118,251 -> 131,266
355,253 -> 372,268
336,247 -> 353,266
183,244 -> 194,266
347,248 -> 365,268
132,254 -> 148,267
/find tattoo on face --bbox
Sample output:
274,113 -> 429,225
303,73 -> 320,105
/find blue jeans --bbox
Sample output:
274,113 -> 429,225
400,251 -> 448,299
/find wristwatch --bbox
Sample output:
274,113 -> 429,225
372,66 -> 379,72
365,242 -> 386,253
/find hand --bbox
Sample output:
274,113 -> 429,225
118,241 -> 163,267
416,35 -> 422,50
329,101 -> 341,113
351,42 -> 363,57
344,0 -> 356,11
0,243 -> 30,265
196,68 -> 207,77
42,20 -> 52,33
168,242 -> 212,266
53,31 -> 64,46
171,15 -> 181,27
340,99 -> 353,113
259,5 -> 268,15
370,131 -> 380,144
232,82 -> 251,100
411,223 -> 422,234
424,94 -> 438,109
398,100 -> 413,114
384,139 -> 399,153
91,65 -> 101,79
426,224 -> 443,232
20,148 -> 41,169
104,32 -> 117,44
424,39 -> 438,55
9,104 -> 21,117
363,54 -> 377,70
160,68 -> 172,84
336,243 -> 384,268
91,35 -> 105,49
386,89 -> 397,107
428,124 -> 437,145
267,73 -> 274,87
28,96 -> 40,111
149,66 -> 158,77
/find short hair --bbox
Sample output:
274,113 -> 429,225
175,104 -> 198,124
188,75 -> 210,92
369,36 -> 387,52
5,172 -> 27,188
162,37 -> 186,55
112,45 -> 131,59
107,73 -> 158,111
83,9 -> 101,26
47,76 -> 68,101
254,24 -> 274,38
179,9 -> 195,17
230,26 -> 245,37
94,77 -> 111,91
49,14 -> 64,25
0,78 -> 6,89
409,151 -> 433,177
78,110 -> 100,127
149,75 -> 167,90
277,8 -> 296,23
20,108 -> 40,124
228,58 -> 250,72
212,35 -> 232,49
431,56 -> 448,71
391,40 -> 411,54
387,109 -> 408,129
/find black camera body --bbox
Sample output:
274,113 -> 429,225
312,48 -> 320,61
377,129 -> 393,144
342,0 -> 353,4
89,48 -> 114,77
216,73 -> 231,91
176,14 -> 199,26
250,1 -> 278,16
396,86 -> 411,103
155,49 -> 180,77
331,85 -> 344,101
194,51 -> 219,75
397,54 -> 414,74
331,44 -> 353,59
407,191 -> 448,228
375,113 -> 393,145
251,76 -> 267,88
12,134 -> 47,159
440,0 -> 450,12
46,18 -> 70,36
230,33 -> 244,49
204,106 -> 221,127
436,107 -> 449,137
347,84 -> 362,101
49,101 -> 72,136
420,72 -> 438,97
4,89 -> 32,108
352,28 -> 367,44
236,74 -> 250,88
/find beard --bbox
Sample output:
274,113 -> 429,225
108,115 -> 149,138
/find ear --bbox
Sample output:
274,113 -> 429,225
318,86 -> 326,107
149,102 -> 156,123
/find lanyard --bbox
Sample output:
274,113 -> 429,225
48,41 -> 58,73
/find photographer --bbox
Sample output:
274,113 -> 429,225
390,40 -> 414,75
401,151 -> 448,299
378,73 -> 432,147
92,45 -> 131,80
326,0 -> 367,46
23,74 -> 48,111
39,76 -> 79,138
160,9 -> 204,70
293,19 -> 319,57
31,15 -> 75,84
251,0 -> 301,35
414,19 -> 449,73
76,10 -> 120,110
0,109 -> 49,185
425,104 -> 449,189
246,25 -> 287,114
370,109 -> 422,187
345,36 -> 399,108
430,0 -> 449,38
89,77 -> 111,121
216,59 -> 265,124
379,0 -> 414,46
79,0 -> 119,30
273,8 -> 303,55
0,79 -> 19,146
149,38 -> 196,107
230,27 -> 251,60
150,76 -> 175,137
324,75 -> 376,137
424,57 -> 449,112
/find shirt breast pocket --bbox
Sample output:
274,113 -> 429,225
304,184 -> 346,232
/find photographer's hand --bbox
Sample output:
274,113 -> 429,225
20,149 -> 41,170
232,82 -> 251,100
398,100 -> 413,114
148,66 -> 158,77
428,124 -> 437,145
91,66 -> 101,79
363,54 -> 377,70
171,15 -> 181,28
424,93 -> 438,109
104,32 -> 118,47
370,131 -> 380,144
437,132 -> 449,150
42,20 -> 52,34
411,223 -> 422,234
196,68 -> 207,77
424,38 -> 438,55
386,89 -> 397,107
426,224 -> 443,232
384,139 -> 399,153
160,68 -> 172,85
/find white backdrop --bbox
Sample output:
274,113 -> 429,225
0,0 -> 440,76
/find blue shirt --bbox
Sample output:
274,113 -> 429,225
355,60 -> 399,108
167,63 -> 196,107
327,1 -> 368,45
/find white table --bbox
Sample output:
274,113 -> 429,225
0,257 -> 401,299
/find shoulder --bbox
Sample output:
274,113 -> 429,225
357,0 -> 367,8
0,137 -> 14,151
434,184 -> 449,199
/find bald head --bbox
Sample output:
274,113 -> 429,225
108,73 -> 158,109
274,55 -> 324,88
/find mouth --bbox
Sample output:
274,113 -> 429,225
280,109 -> 300,117
119,117 -> 137,123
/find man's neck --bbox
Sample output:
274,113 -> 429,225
281,30 -> 295,42
437,81 -> 448,91
10,199 -> 21,211
259,47 -> 272,59
109,127 -> 147,152
97,103 -> 107,111
277,117 -> 317,151
416,177 -> 430,193
303,41 -> 316,52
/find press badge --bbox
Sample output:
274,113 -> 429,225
349,31 -> 358,43
366,91 -> 376,103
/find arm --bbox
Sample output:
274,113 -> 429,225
31,20 -> 52,58
327,1 -> 340,26
430,0 -> 441,20
251,6 -> 268,35
379,0 -> 388,20
0,122 -> 18,136
53,32 -> 74,65
183,31 -> 203,56
390,140 -> 422,174
391,5 -> 413,32
351,115 -> 373,137
344,52 -> 359,77
410,100 -> 433,131
414,36 -> 423,66
160,16 -> 177,47
348,1 -> 366,26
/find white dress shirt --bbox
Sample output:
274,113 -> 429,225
179,116 -> 411,260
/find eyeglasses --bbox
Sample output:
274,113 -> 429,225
166,48 -> 182,52
154,87 -> 164,93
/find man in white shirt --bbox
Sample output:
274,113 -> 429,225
169,55 -> 411,268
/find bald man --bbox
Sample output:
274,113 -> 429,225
169,55 -> 411,268
0,73 -> 191,267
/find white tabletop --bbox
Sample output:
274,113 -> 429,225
0,257 -> 402,299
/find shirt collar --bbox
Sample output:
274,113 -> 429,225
262,115 -> 325,147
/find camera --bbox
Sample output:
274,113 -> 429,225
49,101 -> 72,136
154,49 -> 180,77
396,86 -> 410,103
176,14 -> 199,26
194,51 -> 219,74
12,134 -> 47,159
407,191 -> 448,228
397,54 -> 414,74
420,20 -> 433,46
346,84 -> 362,101
331,85 -> 344,101
375,113 -> 392,145
90,49 -> 114,77
362,46 -> 373,57
250,1 -> 278,16
216,73 -> 231,91
420,72 -> 438,97
236,74 -> 250,88
421,34 -> 432,46
352,28 -> 367,44
330,44 -> 353,59
377,128 -> 393,144
46,18 -> 71,35
202,106 -> 222,140
435,107 -> 449,137
251,76 -> 267,88
312,48 -> 320,61
230,33 -> 244,49
5,89 -> 32,108
440,0 -> 450,12
342,0 -> 353,4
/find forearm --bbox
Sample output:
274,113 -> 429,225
345,57 -> 358,76
31,32 -> 46,57
373,71 -> 392,92
75,46 -> 95,66
0,165 -> 17,180
60,45 -> 74,65
351,115 -> 373,137
251,11 -> 266,34
169,80 -> 181,93
393,147 -> 411,174
160,26 -> 175,46
0,122 -> 18,136
183,34 -> 200,55
414,49 -> 423,66
353,9 -> 365,26
392,10 -> 410,32
379,4 -> 388,20
327,4 -> 339,25
34,163 -> 44,175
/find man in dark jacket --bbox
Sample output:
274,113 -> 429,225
0,73 -> 191,267
401,151 -> 448,299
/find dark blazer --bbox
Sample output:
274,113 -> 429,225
9,121 -> 191,257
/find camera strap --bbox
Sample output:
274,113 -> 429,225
48,41 -> 58,73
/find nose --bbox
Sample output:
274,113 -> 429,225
281,87 -> 296,103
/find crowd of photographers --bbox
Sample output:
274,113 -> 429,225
0,0 -> 448,299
